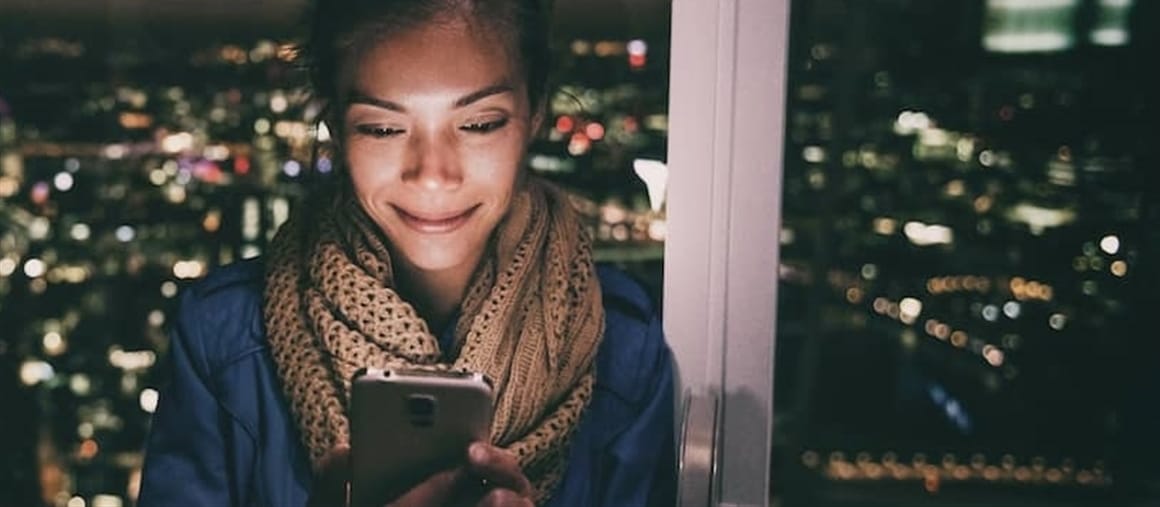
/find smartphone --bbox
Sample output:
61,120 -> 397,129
349,367 -> 494,507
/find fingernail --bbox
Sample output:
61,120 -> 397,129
469,443 -> 488,462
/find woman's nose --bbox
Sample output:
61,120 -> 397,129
402,131 -> 463,190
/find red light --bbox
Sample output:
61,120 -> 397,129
623,116 -> 639,133
999,106 -> 1014,121
585,122 -> 605,141
568,132 -> 591,156
555,115 -> 574,133
234,157 -> 251,175
629,53 -> 646,69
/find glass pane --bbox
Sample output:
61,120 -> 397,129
772,0 -> 1159,505
0,1 -> 669,504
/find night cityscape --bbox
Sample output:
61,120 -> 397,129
1,0 -> 1158,506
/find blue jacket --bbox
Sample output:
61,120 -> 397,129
139,259 -> 675,507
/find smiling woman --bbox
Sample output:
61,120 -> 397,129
135,1 -> 675,507
341,20 -> 534,328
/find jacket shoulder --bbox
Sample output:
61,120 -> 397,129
171,258 -> 267,376
594,264 -> 669,405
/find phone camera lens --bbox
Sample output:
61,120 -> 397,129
406,395 -> 436,427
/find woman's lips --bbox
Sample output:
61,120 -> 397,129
393,204 -> 479,234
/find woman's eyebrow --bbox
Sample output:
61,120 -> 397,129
347,92 -> 405,112
346,83 -> 514,113
452,83 -> 514,109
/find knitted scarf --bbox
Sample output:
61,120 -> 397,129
262,177 -> 604,503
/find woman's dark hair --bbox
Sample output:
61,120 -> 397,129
302,0 -> 552,131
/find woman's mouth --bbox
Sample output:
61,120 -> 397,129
393,204 -> 479,234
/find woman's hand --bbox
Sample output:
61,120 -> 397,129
308,445 -> 353,507
306,443 -> 532,507
463,442 -> 534,507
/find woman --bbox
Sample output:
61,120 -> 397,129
138,0 -> 675,506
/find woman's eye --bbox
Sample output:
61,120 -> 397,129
461,118 -> 509,134
355,125 -> 405,138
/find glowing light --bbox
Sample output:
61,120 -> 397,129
19,360 -> 54,385
65,158 -> 80,172
1049,313 -> 1067,330
899,297 -> 923,320
983,345 -> 1005,367
203,209 -> 222,232
632,159 -> 668,212
68,496 -> 86,507
555,115 -> 574,134
973,195 -> 994,213
984,33 -> 1072,53
570,40 -> 591,55
79,439 -> 99,459
934,323 -> 950,340
872,218 -> 897,235
254,118 -> 272,135
894,110 -> 933,135
140,388 -> 160,413
627,39 -> 648,56
861,264 -> 878,280
1111,260 -> 1127,277
944,179 -> 965,197
70,223 -> 91,241
104,144 -> 128,159
161,132 -> 194,154
28,217 -> 50,240
71,374 -> 91,395
43,332 -> 65,356
1091,28 -> 1128,46
204,144 -> 230,161
31,181 -> 50,205
585,122 -> 605,141
270,93 -> 288,113
1003,301 -> 1021,319
0,176 -> 18,198
1006,203 -> 1076,234
283,160 -> 302,177
979,150 -> 996,167
148,310 -> 165,328
951,331 -> 968,348
647,219 -> 667,242
242,245 -> 262,260
317,121 -> 332,142
115,225 -> 136,242
803,146 -> 826,163
0,257 -> 17,276
173,260 -> 206,280
109,348 -> 157,371
161,281 -> 178,298
23,258 -> 47,278
982,305 -> 999,322
567,132 -> 591,156
1099,235 -> 1120,255
165,184 -> 187,204
903,221 -> 953,246
53,172 -> 74,191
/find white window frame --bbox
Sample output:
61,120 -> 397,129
665,1 -> 790,505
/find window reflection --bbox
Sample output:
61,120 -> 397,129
773,0 -> 1157,505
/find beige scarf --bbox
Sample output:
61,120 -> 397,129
263,177 -> 604,502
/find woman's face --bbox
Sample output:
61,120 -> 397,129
343,19 -> 533,275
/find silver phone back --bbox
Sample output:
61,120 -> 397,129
349,368 -> 494,507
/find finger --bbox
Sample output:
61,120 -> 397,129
387,468 -> 463,507
475,488 -> 534,507
466,443 -> 533,498
309,446 -> 350,507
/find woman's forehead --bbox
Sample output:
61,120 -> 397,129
350,22 -> 525,104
